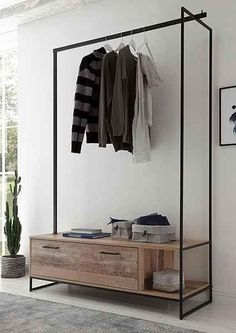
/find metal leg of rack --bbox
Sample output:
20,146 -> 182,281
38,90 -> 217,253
29,277 -> 58,292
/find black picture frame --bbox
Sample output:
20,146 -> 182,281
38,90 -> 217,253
219,85 -> 236,146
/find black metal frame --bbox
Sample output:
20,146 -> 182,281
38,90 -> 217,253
29,277 -> 58,291
219,85 -> 236,146
179,7 -> 212,319
30,7 -> 213,320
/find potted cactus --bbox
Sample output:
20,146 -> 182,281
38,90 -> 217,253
1,170 -> 25,278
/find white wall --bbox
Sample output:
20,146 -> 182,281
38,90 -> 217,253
18,0 -> 236,299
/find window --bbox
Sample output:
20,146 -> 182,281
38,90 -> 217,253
0,49 -> 17,255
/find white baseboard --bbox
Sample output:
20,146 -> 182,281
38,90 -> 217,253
213,289 -> 236,304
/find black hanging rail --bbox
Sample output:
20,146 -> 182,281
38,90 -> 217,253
50,7 -> 212,320
53,11 -> 207,53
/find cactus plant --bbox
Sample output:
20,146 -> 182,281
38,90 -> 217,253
4,170 -> 22,257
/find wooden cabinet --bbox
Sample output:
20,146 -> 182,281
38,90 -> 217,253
31,239 -> 138,290
30,234 -> 209,301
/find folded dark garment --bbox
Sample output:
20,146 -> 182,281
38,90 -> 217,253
136,213 -> 170,226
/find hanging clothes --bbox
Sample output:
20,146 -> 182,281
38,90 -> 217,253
71,47 -> 107,154
99,51 -> 132,152
111,45 -> 137,149
132,53 -> 160,163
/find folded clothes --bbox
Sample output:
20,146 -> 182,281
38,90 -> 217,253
107,214 -> 170,226
135,213 -> 170,226
107,217 -> 128,225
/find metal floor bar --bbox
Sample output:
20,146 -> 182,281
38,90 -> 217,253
183,241 -> 210,251
182,300 -> 212,319
29,277 -> 58,292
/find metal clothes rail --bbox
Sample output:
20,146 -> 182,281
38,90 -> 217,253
50,7 -> 212,320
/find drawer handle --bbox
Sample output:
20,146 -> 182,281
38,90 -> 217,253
100,251 -> 120,256
42,245 -> 60,250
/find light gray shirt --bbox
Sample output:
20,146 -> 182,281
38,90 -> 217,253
132,53 -> 160,163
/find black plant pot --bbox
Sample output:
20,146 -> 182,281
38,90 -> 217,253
1,255 -> 25,278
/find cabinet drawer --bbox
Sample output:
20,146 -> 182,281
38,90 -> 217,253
30,239 -> 138,290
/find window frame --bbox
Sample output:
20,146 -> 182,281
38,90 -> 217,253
0,48 -> 17,255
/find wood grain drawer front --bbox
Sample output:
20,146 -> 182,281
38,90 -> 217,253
30,239 -> 138,290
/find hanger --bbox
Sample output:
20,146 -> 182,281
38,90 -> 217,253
129,29 -> 136,52
104,36 -> 113,52
114,33 -> 125,52
138,27 -> 155,61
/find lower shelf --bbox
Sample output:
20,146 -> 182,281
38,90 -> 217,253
31,274 -> 209,302
141,281 -> 209,300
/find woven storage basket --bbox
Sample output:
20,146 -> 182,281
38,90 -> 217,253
153,269 -> 185,292
111,221 -> 133,239
132,225 -> 176,243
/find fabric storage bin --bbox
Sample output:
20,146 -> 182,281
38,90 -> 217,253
112,221 -> 133,239
132,224 -> 176,243
153,269 -> 185,292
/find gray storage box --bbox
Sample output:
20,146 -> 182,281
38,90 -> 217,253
153,269 -> 185,292
111,221 -> 133,239
132,225 -> 176,243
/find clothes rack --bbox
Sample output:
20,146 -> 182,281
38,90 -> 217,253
30,7 -> 213,320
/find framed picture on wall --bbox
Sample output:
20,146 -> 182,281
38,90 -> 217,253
219,85 -> 236,146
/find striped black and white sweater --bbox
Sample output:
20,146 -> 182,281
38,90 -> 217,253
71,47 -> 106,153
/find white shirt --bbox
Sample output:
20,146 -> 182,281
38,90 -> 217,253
132,53 -> 160,163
